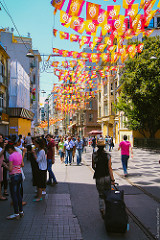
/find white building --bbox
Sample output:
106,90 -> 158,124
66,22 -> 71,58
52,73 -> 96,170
0,30 -> 41,135
9,61 -> 30,110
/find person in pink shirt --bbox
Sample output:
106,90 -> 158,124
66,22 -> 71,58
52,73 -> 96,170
3,143 -> 24,220
118,135 -> 133,177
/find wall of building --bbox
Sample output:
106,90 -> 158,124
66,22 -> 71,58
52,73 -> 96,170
9,61 -> 30,110
9,117 -> 31,136
1,32 -> 31,75
18,118 -> 31,136
9,118 -> 18,134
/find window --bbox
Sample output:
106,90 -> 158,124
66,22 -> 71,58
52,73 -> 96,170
89,101 -> 92,109
104,103 -> 108,116
0,61 -> 5,83
0,94 -> 4,108
148,18 -> 154,28
111,83 -> 113,95
33,74 -> 36,84
89,113 -> 93,122
104,85 -> 107,95
157,17 -> 160,28
99,107 -> 101,118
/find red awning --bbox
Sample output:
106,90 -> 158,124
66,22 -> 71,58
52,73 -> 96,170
88,130 -> 102,135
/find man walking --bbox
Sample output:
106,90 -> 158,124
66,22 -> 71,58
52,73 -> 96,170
46,134 -> 57,185
64,136 -> 74,166
118,135 -> 133,177
91,136 -> 96,153
25,133 -> 32,160
75,136 -> 83,165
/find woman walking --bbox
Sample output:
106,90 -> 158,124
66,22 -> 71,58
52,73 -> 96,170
58,137 -> 64,163
0,134 -> 8,200
32,138 -> 47,202
4,143 -> 24,220
92,138 -> 115,219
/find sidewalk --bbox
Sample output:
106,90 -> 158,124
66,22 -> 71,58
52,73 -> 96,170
0,157 -> 83,240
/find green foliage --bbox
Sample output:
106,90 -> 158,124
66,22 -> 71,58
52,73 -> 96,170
117,36 -> 160,138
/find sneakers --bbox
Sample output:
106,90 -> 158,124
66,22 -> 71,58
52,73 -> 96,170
46,181 -> 52,185
33,198 -> 42,202
19,211 -> 24,218
6,214 -> 20,220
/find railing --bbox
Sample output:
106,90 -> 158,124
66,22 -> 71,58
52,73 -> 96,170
134,138 -> 160,150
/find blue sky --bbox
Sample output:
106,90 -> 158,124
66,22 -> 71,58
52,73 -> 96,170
0,0 -> 159,102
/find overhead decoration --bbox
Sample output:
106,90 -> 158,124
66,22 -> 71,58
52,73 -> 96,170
86,2 -> 101,20
66,0 -> 85,16
49,0 -> 158,118
51,0 -> 66,10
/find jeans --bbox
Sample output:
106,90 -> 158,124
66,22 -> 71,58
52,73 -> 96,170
47,159 -> 57,183
76,149 -> 82,165
65,150 -> 73,164
9,173 -> 23,214
92,146 -> 96,153
121,155 -> 129,174
2,167 -> 8,190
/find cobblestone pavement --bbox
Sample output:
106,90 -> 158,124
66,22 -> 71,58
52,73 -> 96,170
84,145 -> 160,197
83,145 -> 160,239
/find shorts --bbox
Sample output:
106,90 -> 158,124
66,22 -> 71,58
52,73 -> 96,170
37,169 -> 47,189
59,150 -> 64,158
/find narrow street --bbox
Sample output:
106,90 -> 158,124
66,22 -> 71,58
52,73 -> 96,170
0,146 -> 159,239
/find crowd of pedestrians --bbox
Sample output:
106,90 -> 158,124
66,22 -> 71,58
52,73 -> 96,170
0,133 -> 88,220
0,131 -> 133,222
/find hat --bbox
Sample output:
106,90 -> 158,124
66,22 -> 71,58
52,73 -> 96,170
97,138 -> 105,146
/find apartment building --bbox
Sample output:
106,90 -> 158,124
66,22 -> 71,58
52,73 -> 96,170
0,43 -> 10,135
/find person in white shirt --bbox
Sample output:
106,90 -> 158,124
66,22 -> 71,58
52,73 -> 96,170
17,135 -> 24,150
32,138 -> 47,202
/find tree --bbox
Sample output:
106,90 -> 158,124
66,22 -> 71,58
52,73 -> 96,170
117,36 -> 160,138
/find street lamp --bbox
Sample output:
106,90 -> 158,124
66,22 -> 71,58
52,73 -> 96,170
45,98 -> 49,134
26,51 -> 34,58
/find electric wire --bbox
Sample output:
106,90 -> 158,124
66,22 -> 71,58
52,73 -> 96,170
0,1 -> 30,52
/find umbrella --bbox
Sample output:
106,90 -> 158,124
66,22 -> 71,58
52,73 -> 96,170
88,130 -> 102,135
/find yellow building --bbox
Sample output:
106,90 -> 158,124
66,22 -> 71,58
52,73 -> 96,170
8,108 -> 34,136
0,43 -> 10,135
97,68 -> 119,143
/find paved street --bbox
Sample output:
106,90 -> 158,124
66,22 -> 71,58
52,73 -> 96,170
0,146 -> 159,240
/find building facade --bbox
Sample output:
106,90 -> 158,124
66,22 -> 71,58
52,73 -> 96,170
0,43 -> 10,135
0,30 -> 41,136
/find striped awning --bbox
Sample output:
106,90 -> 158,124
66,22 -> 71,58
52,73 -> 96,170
8,108 -> 34,120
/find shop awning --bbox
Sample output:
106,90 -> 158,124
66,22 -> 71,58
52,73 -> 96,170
8,108 -> 34,120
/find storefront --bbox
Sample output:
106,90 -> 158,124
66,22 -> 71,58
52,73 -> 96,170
8,108 -> 34,136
